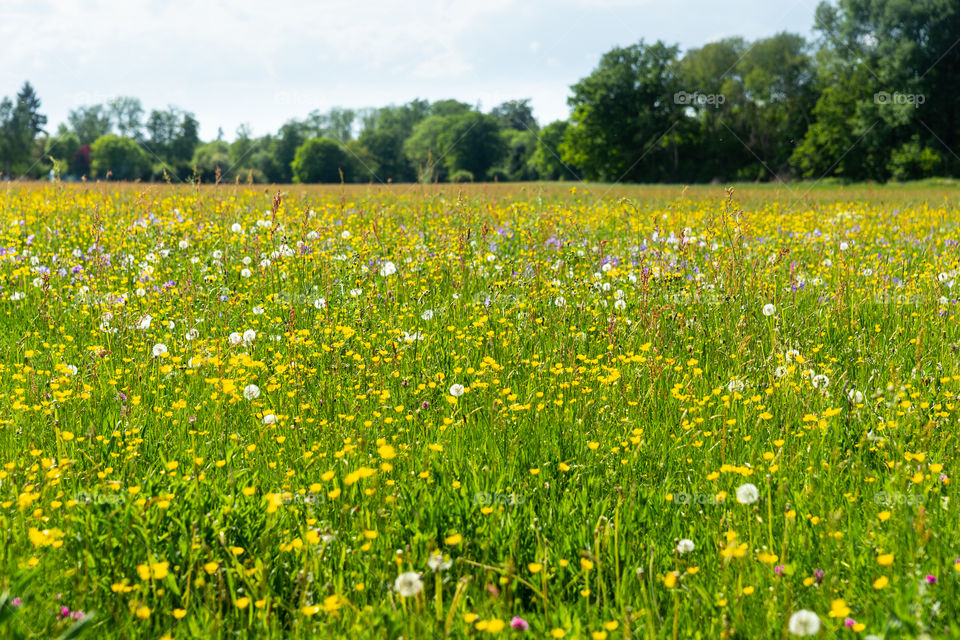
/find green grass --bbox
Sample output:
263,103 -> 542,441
0,181 -> 958,638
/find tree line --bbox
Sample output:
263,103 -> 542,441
1,0 -> 957,184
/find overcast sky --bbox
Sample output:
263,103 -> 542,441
1,0 -> 818,140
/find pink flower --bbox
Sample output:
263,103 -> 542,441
844,618 -> 856,628
511,616 -> 530,631
925,574 -> 938,584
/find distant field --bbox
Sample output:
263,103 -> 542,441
0,182 -> 958,638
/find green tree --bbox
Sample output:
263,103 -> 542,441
192,141 -> 232,182
496,128 -> 539,180
440,112 -> 506,181
403,115 -> 453,182
145,107 -> 200,176
562,41 -> 683,182
358,100 -> 429,182
269,121 -> 308,183
343,139 -> 379,182
108,97 -> 144,138
90,134 -> 151,180
737,32 -> 816,178
491,99 -> 538,132
676,38 -> 753,181
430,99 -> 472,117
532,120 -> 579,180
405,109 -> 505,182
0,82 -> 47,176
794,0 -> 960,180
44,131 -> 81,178
291,138 -> 351,183
67,105 -> 112,145
306,107 -> 356,142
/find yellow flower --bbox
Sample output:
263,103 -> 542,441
135,605 -> 151,619
444,533 -> 462,546
873,576 -> 888,589
173,608 -> 187,619
378,444 -> 396,460
828,599 -> 851,618
486,619 -> 505,633
551,629 -> 567,638
877,553 -> 894,566
235,597 -> 250,609
528,562 -> 543,574
27,527 -> 64,548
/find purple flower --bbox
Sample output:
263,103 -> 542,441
813,568 -> 825,584
510,616 -> 529,631
774,564 -> 784,576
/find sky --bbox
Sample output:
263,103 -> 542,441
1,0 -> 818,141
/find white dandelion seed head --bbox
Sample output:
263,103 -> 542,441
788,610 -> 821,636
736,483 -> 760,505
394,571 -> 423,597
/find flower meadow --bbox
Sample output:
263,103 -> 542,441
1,182 -> 960,639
